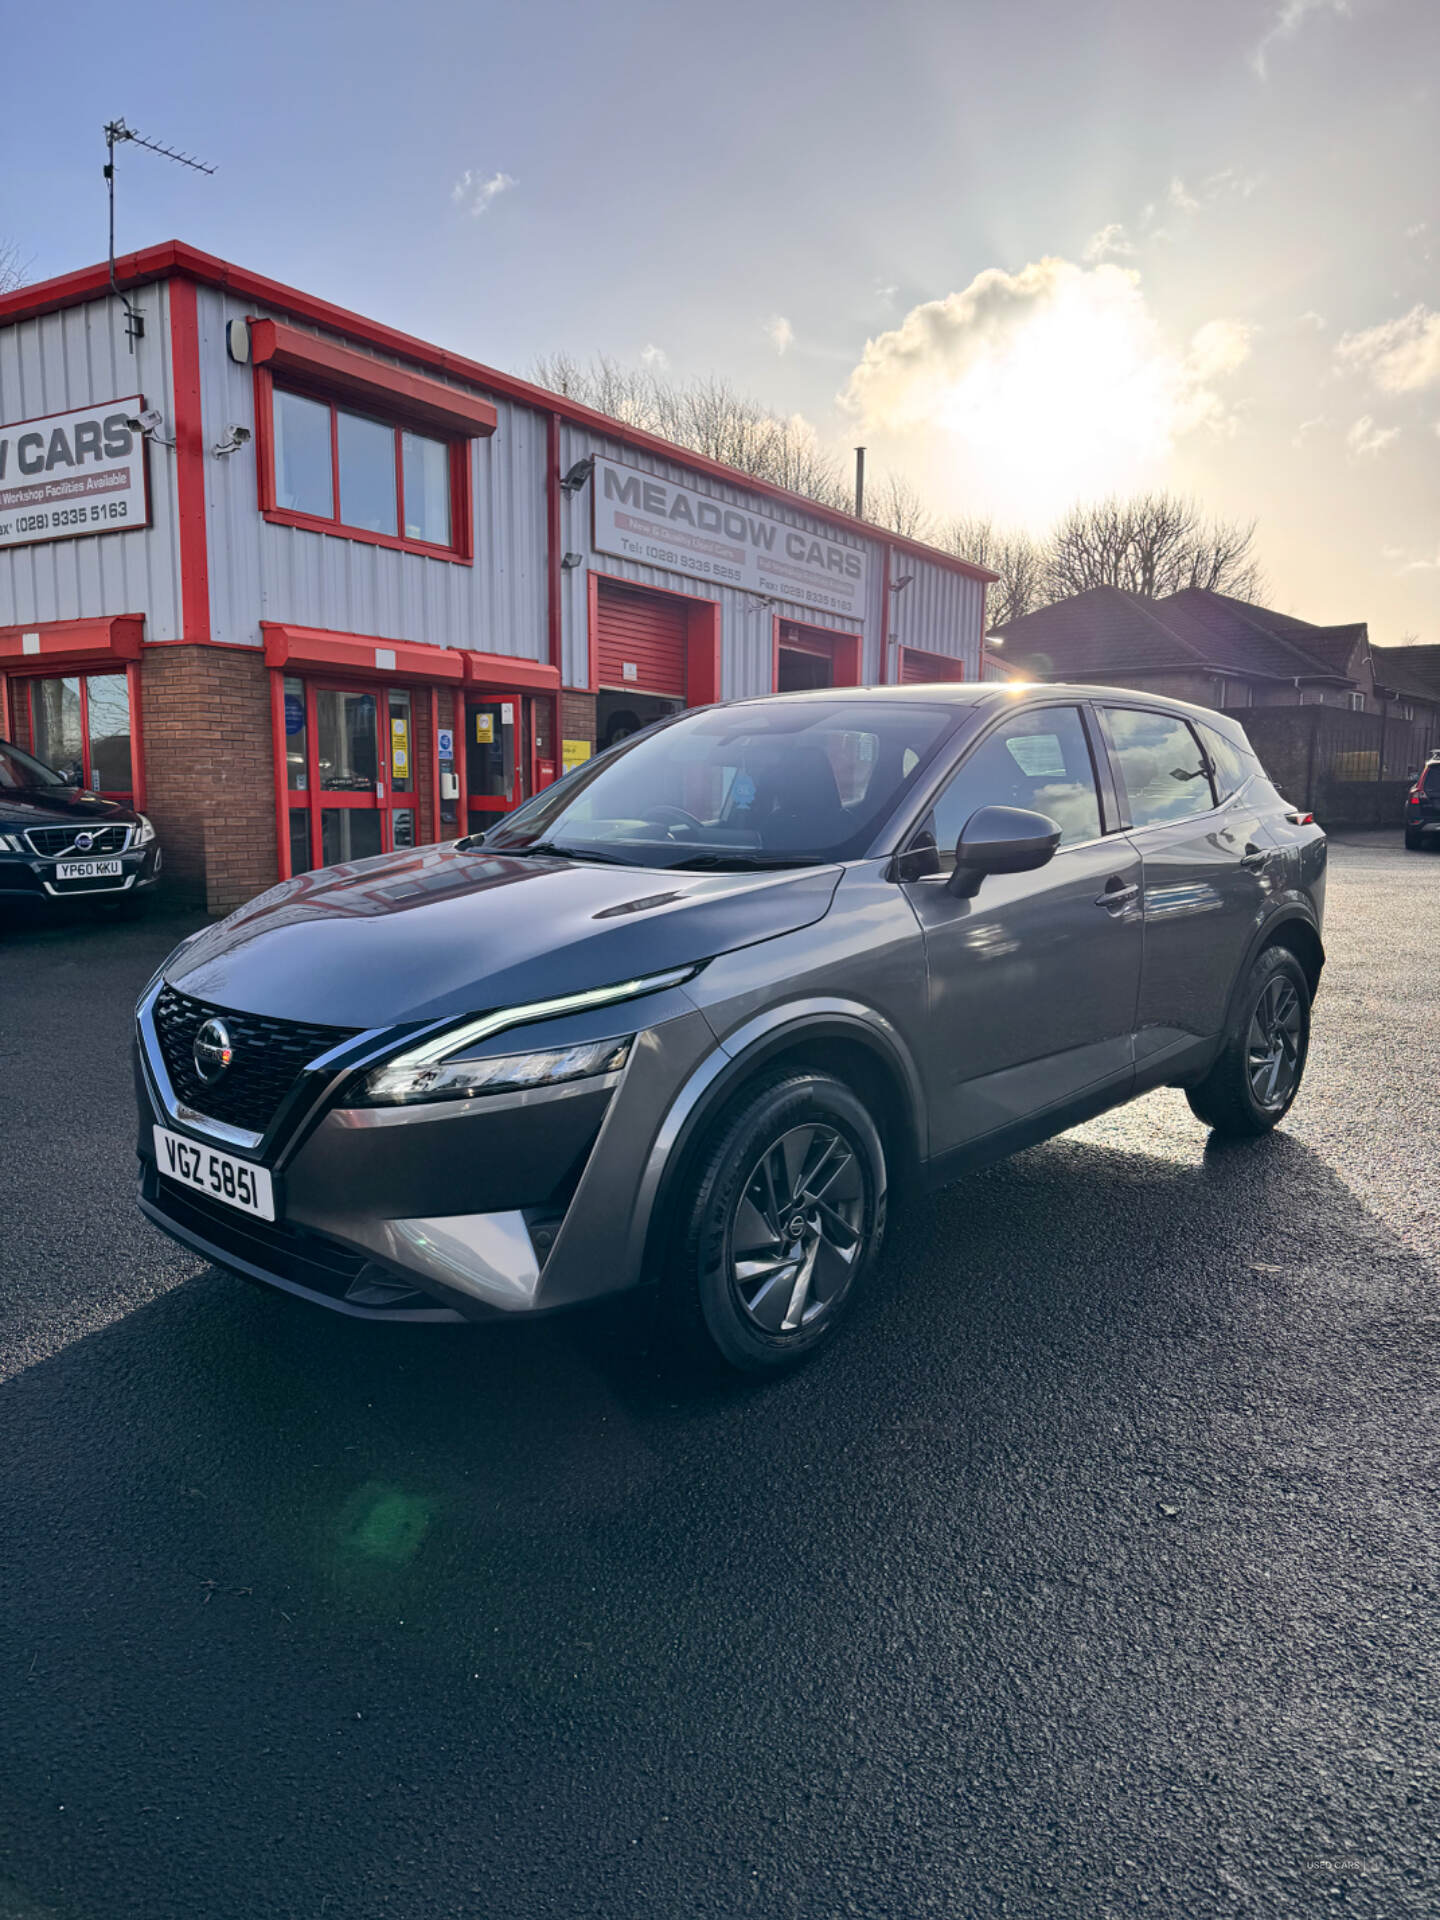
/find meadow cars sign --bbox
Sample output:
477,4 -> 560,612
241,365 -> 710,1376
0,397 -> 149,551
592,457 -> 869,619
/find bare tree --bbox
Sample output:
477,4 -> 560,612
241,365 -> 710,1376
943,517 -> 1047,627
1043,492 -> 1263,603
529,354 -> 850,510
0,238 -> 29,295
864,471 -> 935,542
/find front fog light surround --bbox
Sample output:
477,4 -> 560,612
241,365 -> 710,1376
363,1036 -> 633,1106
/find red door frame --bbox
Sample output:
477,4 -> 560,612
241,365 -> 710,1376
771,616 -> 864,691
462,687 -> 554,820
13,663 -> 145,806
277,674 -> 422,874
586,570 -> 723,705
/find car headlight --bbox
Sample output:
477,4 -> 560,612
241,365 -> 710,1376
132,814 -> 156,845
363,1035 -> 633,1106
0,832 -> 24,853
357,963 -> 699,1106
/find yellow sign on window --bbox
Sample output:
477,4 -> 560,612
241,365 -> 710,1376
390,714 -> 409,779
561,738 -> 592,772
475,713 -> 495,744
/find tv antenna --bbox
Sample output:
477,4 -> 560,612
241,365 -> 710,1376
104,118 -> 215,350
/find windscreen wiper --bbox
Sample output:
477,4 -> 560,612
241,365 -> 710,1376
665,851 -> 828,871
487,840 -> 639,866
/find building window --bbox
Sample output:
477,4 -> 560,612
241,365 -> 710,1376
28,672 -> 133,797
1348,692 -> 1366,712
269,384 -> 462,557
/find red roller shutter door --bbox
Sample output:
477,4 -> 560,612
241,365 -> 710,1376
596,582 -> 689,698
900,647 -> 966,684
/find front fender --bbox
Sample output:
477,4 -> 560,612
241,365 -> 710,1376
627,997 -> 927,1284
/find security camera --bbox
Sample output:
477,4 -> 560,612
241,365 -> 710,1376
125,408 -> 174,447
212,423 -> 252,457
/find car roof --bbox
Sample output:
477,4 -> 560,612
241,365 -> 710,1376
721,681 -> 1249,733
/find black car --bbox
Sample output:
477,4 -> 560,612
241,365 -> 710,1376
0,738 -> 162,907
1404,756 -> 1440,850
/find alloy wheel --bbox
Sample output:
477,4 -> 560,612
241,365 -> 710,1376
729,1124 -> 866,1335
1246,974 -> 1304,1112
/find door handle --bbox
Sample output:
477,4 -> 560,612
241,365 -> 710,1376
1095,879 -> 1140,912
1240,844 -> 1267,871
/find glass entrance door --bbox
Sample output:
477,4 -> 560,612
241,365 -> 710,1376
465,692 -> 554,831
297,684 -> 419,870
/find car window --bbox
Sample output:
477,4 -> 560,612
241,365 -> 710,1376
483,698 -> 958,869
1198,725 -> 1253,803
1104,708 -> 1216,828
0,742 -> 66,790
919,706 -> 1102,869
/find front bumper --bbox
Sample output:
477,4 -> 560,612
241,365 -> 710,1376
134,980 -> 718,1322
0,841 -> 161,898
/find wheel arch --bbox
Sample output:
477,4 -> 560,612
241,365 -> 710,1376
1254,907 -> 1325,1000
637,1008 -> 924,1285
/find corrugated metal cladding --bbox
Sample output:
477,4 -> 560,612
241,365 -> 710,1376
556,419 -> 876,698
195,288 -> 549,660
899,645 -> 967,684
595,580 -> 688,695
0,287 -> 184,640
889,555 -> 986,680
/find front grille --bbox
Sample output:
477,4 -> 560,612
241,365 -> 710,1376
25,823 -> 131,857
152,983 -> 360,1137
147,1167 -> 370,1298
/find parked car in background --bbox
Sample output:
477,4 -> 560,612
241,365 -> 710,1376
0,739 -> 161,909
1405,756 -> 1440,850
133,684 -> 1325,1373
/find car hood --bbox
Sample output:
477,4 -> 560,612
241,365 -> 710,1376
166,842 -> 843,1028
0,788 -> 137,829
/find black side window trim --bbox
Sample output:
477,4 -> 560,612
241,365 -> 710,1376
1095,703 -> 1222,831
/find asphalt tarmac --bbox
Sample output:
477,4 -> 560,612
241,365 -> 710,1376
2,832 -> 1436,1919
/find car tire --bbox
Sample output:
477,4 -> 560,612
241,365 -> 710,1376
666,1070 -> 887,1374
1404,828 -> 1423,850
1185,945 -> 1312,1138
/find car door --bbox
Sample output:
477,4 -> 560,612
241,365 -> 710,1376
899,701 -> 1143,1158
1096,704 -> 1273,1075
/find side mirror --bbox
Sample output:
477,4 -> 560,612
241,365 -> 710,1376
947,805 -> 1062,897
62,768 -> 81,787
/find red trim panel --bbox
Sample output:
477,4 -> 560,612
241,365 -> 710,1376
249,319 -> 498,438
0,616 -> 144,664
269,667 -> 292,880
168,279 -> 211,643
261,621 -> 463,684
460,650 -> 560,692
0,243 -> 996,587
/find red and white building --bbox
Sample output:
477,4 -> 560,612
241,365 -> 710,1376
0,241 -> 994,911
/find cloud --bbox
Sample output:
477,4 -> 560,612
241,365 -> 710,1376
1251,0 -> 1351,79
1292,414 -> 1327,446
1297,309 -> 1327,330
1083,223 -> 1135,263
1346,415 -> 1400,458
451,169 -> 516,218
1168,177 -> 1201,214
765,315 -> 795,355
840,257 -> 1253,523
639,343 -> 669,369
1336,306 -> 1440,393
1189,318 -> 1256,377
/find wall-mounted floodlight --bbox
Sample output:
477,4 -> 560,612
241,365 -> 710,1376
890,574 -> 914,592
559,456 -> 595,493
560,551 -> 584,570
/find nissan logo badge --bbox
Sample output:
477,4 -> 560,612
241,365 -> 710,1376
193,1018 -> 235,1084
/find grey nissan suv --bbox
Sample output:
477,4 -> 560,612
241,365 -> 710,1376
134,684 -> 1325,1372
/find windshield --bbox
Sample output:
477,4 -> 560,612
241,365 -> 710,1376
481,698 -> 961,869
0,742 -> 66,791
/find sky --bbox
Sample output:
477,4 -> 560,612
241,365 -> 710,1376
3,0 -> 1438,641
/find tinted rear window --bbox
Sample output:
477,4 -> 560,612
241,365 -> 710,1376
1421,764 -> 1440,795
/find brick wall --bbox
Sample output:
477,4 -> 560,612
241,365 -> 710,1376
561,690 -> 596,752
142,644 -> 278,915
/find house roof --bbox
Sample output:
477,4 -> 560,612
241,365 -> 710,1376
0,240 -> 997,588
1370,642 -> 1440,705
995,583 -> 1364,685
